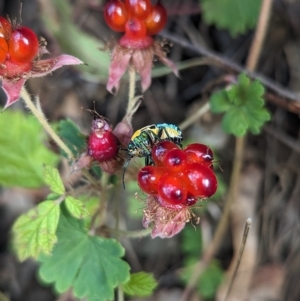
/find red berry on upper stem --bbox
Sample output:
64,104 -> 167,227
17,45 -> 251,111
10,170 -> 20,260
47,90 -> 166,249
138,166 -> 165,194
9,27 -> 39,64
183,163 -> 217,198
145,3 -> 167,35
125,0 -> 151,20
151,141 -> 179,166
125,17 -> 147,39
158,173 -> 187,205
104,0 -> 129,32
0,16 -> 12,39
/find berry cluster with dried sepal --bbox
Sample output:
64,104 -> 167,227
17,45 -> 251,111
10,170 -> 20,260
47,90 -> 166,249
140,141 -> 218,238
0,16 -> 83,109
138,141 -> 217,209
103,0 -> 178,93
104,0 -> 167,49
0,17 -> 39,76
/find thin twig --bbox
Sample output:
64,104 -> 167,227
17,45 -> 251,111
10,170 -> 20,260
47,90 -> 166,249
21,88 -> 74,160
224,218 -> 252,301
161,29 -> 300,104
179,102 -> 210,131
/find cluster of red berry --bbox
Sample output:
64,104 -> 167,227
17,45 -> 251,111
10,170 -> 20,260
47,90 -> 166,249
104,0 -> 167,45
0,17 -> 39,67
138,141 -> 218,209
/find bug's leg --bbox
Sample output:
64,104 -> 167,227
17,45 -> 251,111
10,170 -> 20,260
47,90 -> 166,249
122,159 -> 130,190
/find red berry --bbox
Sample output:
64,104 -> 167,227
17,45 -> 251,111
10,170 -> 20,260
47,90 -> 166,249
0,45 -> 6,63
124,17 -> 147,39
138,166 -> 165,194
145,3 -> 167,35
151,141 -> 179,166
104,0 -> 128,32
9,27 -> 39,64
184,194 -> 197,206
125,0 -> 151,20
88,119 -> 119,162
184,143 -> 214,168
158,173 -> 187,205
163,148 -> 188,173
183,163 -> 217,198
0,16 -> 12,40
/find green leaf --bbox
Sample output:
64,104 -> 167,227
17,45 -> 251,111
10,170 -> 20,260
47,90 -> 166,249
209,90 -> 231,113
180,260 -> 223,299
41,0 -> 110,81
13,201 -> 60,261
38,208 -> 130,301
181,226 -> 203,259
210,73 -> 270,136
200,0 -> 261,36
0,110 -> 58,188
122,272 -> 157,297
65,196 -> 90,219
44,166 -> 65,194
197,261 -> 223,298
56,119 -> 86,157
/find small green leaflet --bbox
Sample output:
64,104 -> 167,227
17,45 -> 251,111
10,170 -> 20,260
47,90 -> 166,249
197,261 -> 223,298
56,119 -> 86,157
38,208 -> 130,301
200,0 -> 261,36
0,110 -> 58,188
210,73 -> 270,136
180,260 -> 223,299
122,272 -> 157,297
65,196 -> 90,219
44,166 -> 65,195
13,201 -> 60,261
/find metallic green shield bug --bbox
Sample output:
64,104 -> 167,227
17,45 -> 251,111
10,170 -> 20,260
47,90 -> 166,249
123,123 -> 183,187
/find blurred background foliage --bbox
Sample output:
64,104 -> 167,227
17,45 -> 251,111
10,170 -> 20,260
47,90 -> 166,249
0,0 -> 300,300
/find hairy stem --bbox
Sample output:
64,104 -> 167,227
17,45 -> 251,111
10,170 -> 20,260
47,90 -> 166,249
21,88 -> 74,160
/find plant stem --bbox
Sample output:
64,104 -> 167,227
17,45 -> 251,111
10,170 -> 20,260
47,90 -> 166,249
21,88 -> 74,160
246,0 -> 273,71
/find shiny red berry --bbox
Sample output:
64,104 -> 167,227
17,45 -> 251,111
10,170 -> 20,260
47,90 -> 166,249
158,173 -> 187,205
138,166 -> 165,194
9,27 -> 39,64
104,0 -> 129,32
184,194 -> 197,206
0,16 -> 12,39
125,0 -> 151,20
183,163 -> 217,198
124,17 -> 147,39
184,143 -> 214,168
88,120 -> 119,162
163,148 -> 188,173
145,3 -> 167,35
151,141 -> 179,166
